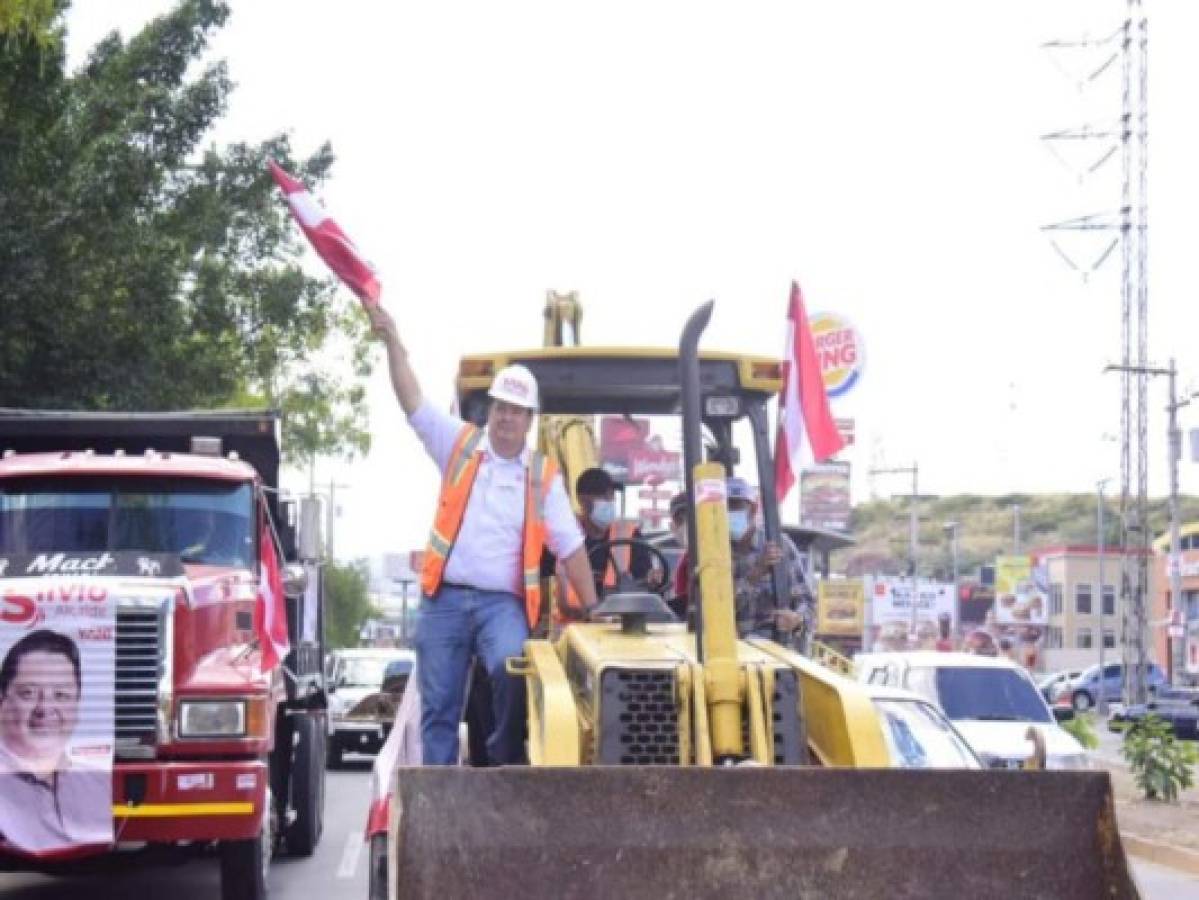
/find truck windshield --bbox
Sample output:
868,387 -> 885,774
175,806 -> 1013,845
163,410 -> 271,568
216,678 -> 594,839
926,667 -> 1051,724
0,476 -> 254,569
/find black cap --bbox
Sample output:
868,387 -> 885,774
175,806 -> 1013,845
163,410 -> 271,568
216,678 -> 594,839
576,467 -> 621,497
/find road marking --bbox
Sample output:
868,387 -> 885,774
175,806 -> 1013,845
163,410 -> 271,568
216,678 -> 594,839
337,832 -> 364,880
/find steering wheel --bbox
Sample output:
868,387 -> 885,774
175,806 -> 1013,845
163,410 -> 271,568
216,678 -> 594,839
591,537 -> 672,597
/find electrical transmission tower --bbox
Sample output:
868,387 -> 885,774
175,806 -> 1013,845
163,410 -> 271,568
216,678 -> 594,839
1042,2 -> 1150,705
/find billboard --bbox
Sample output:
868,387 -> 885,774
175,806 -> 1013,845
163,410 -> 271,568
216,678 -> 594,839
994,555 -> 1048,626
600,417 -> 679,485
865,577 -> 956,652
800,462 -> 851,531
0,559 -> 117,855
817,579 -> 865,637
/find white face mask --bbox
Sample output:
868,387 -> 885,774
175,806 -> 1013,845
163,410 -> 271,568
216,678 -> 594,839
728,509 -> 750,541
589,499 -> 616,529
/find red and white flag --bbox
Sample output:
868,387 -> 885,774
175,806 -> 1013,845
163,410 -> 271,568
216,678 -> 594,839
774,281 -> 845,502
268,160 -> 381,306
255,522 -> 290,672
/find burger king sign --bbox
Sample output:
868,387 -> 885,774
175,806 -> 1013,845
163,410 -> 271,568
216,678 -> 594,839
809,312 -> 863,399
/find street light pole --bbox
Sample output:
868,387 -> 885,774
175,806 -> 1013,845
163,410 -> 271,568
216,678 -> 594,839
1097,478 -> 1110,716
870,463 -> 920,643
943,521 -> 960,586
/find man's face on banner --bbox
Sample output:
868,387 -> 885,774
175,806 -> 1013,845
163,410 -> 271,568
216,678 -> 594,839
0,651 -> 81,767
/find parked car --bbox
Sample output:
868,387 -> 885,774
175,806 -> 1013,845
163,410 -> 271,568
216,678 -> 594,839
1037,668 -> 1082,703
1108,686 -> 1199,740
1059,662 -> 1167,711
326,647 -> 415,766
855,651 -> 1090,770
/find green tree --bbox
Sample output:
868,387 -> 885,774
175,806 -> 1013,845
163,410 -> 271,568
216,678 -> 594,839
323,559 -> 377,649
0,0 -> 58,49
0,0 -> 371,466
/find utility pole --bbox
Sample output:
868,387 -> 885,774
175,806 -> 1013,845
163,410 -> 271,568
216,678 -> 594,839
870,464 -> 920,642
944,522 -> 960,648
1097,478 -> 1110,716
1163,360 -> 1197,685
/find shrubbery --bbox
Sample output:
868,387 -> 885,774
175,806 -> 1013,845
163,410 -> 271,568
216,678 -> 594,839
1121,714 -> 1199,802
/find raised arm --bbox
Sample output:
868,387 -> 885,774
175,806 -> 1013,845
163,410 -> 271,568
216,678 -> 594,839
366,303 -> 423,415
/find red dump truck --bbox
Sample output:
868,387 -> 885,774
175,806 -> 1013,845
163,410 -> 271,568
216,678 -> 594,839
0,410 -> 326,900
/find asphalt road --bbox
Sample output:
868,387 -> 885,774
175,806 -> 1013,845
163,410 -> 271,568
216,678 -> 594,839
1,755 -> 1197,899
0,758 -> 373,900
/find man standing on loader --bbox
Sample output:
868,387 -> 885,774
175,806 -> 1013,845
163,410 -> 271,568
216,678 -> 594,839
367,304 -> 599,765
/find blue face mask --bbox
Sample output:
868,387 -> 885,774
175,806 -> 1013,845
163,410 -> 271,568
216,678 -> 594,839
590,499 -> 616,530
728,509 -> 750,541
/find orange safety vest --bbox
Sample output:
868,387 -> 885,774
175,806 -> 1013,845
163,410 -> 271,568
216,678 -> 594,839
556,520 -> 637,621
419,424 -> 557,627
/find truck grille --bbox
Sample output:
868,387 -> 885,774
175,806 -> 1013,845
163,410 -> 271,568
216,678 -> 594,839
598,668 -> 680,765
116,605 -> 165,753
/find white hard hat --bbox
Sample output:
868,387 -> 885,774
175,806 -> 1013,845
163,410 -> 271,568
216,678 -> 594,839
488,364 -> 539,410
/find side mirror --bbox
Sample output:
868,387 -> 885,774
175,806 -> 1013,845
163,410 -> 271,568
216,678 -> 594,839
1052,706 -> 1075,723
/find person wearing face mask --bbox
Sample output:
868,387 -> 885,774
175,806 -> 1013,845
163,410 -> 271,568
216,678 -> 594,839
667,492 -> 691,620
726,477 -> 811,640
553,468 -> 662,620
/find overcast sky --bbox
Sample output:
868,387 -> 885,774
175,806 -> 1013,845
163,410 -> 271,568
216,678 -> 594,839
64,1 -> 1199,561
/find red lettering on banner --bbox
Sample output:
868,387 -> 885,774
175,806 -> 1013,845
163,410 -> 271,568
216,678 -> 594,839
0,592 -> 38,627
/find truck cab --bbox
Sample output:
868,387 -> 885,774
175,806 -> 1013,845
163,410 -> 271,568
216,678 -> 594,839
0,410 -> 326,900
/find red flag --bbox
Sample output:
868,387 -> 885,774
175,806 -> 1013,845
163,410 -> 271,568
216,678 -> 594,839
268,160 -> 381,306
255,522 -> 290,671
774,281 -> 846,502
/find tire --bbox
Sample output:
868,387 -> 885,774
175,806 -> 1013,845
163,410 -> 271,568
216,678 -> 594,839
368,833 -> 388,900
326,735 -> 343,770
287,713 -> 325,856
1073,690 -> 1093,712
220,789 -> 272,900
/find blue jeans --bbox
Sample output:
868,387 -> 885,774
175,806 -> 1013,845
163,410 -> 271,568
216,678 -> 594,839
415,584 -> 529,765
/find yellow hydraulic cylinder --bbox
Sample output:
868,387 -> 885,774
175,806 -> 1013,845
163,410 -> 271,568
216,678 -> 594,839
692,460 -> 743,759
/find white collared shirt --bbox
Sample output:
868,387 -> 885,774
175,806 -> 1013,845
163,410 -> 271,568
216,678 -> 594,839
408,401 -> 583,595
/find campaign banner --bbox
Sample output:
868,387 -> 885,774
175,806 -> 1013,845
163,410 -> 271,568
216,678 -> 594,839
816,579 -> 865,637
0,575 -> 116,854
866,577 -> 956,651
994,555 -> 1048,625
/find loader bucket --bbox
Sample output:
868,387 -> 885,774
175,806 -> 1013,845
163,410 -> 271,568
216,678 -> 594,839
389,766 -> 1138,900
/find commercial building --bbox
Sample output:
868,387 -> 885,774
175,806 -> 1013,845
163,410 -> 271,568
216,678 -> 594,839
1150,524 -> 1199,682
1036,545 -> 1157,673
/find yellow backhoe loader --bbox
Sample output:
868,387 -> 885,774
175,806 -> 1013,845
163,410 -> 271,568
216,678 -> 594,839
382,301 -> 1138,899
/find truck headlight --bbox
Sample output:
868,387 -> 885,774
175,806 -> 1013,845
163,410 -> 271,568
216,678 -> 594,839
179,700 -> 247,738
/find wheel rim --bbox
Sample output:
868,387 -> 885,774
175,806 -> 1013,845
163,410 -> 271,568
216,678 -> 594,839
1075,693 -> 1091,710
